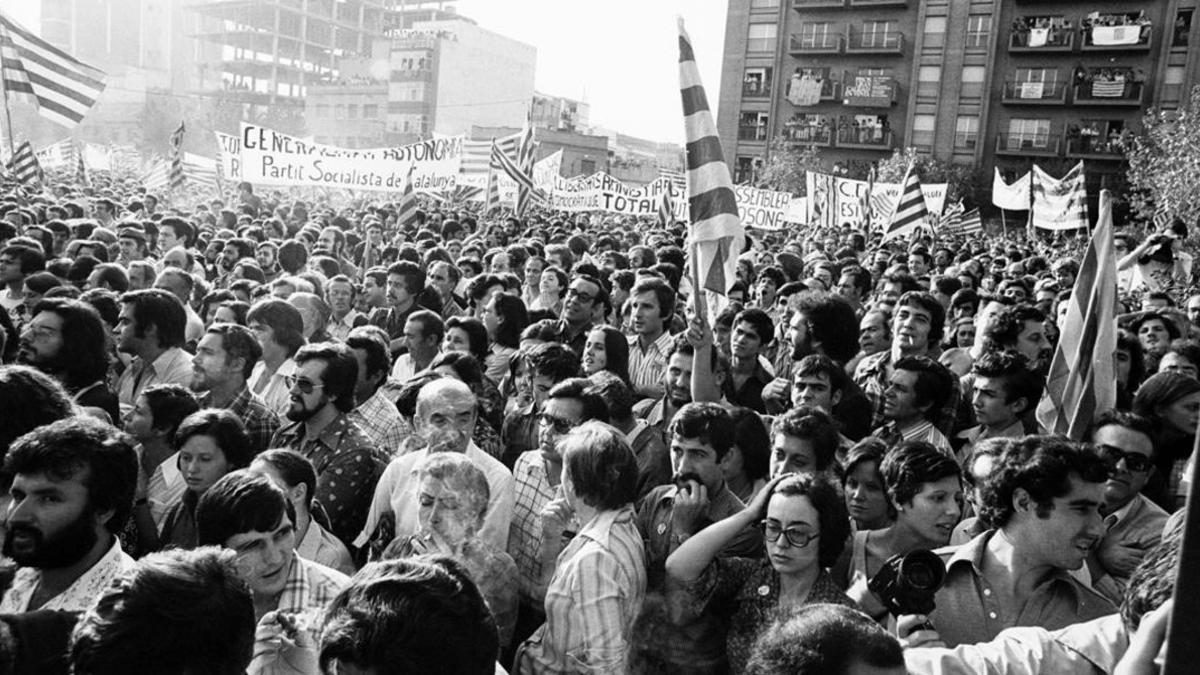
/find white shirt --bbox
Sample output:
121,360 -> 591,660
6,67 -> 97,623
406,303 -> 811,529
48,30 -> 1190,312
0,537 -> 135,613
249,358 -> 298,419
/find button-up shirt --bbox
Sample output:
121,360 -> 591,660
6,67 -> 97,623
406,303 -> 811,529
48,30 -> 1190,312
272,413 -> 388,548
145,450 -> 184,528
628,331 -> 674,398
249,358 -> 298,420
854,350 -> 961,435
254,555 -> 349,656
507,449 -> 581,608
199,385 -> 280,455
955,419 -> 1025,458
355,441 -> 515,552
517,505 -> 647,675
625,421 -> 672,499
874,419 -> 954,455
295,520 -> 356,577
721,358 -> 775,414
325,310 -> 366,342
929,530 -> 1116,647
116,347 -> 195,408
0,537 -> 135,612
348,387 -> 409,456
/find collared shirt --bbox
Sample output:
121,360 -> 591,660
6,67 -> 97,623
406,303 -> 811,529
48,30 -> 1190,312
257,555 -> 349,650
854,350 -> 961,435
905,613 -> 1127,675
355,441 -> 515,552
295,521 -> 356,577
955,419 -> 1025,458
348,388 -> 409,456
116,347 -> 194,408
517,505 -> 647,675
0,537 -> 135,613
929,530 -> 1116,647
369,303 -> 417,349
874,419 -> 954,455
1096,493 -> 1168,587
249,358 -> 298,420
272,413 -> 388,548
721,359 -> 775,413
628,330 -> 673,397
326,309 -> 366,342
146,450 -> 184,528
507,449 -> 581,608
199,386 -> 280,455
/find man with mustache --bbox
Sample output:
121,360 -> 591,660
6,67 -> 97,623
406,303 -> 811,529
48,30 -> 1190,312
873,355 -> 955,455
632,402 -> 762,673
0,417 -> 138,612
18,298 -> 120,423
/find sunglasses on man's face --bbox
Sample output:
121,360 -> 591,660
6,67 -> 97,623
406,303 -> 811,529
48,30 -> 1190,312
1096,444 -> 1152,474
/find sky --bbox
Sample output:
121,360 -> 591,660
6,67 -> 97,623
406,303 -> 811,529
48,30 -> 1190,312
6,1 -> 729,145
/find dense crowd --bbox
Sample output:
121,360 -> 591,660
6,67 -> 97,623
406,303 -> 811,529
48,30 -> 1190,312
0,173 -> 1190,674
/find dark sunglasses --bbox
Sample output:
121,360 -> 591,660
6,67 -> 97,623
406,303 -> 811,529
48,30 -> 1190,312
1097,444 -> 1153,473
539,413 -> 574,434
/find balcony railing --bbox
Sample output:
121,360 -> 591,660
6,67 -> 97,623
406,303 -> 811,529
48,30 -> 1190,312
836,127 -> 894,149
789,33 -> 844,54
743,80 -> 773,98
1082,25 -> 1152,50
792,0 -> 844,7
1066,136 -> 1128,160
1001,80 -> 1069,104
845,29 -> 904,54
995,134 -> 1061,156
738,124 -> 770,142
1009,29 -> 1074,52
1073,81 -> 1144,106
848,0 -> 907,6
783,124 -> 833,146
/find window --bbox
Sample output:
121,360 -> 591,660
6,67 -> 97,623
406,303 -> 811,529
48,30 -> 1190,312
743,67 -> 773,97
750,0 -> 780,8
911,114 -> 936,147
347,104 -> 359,119
1175,10 -> 1192,46
960,66 -> 986,98
861,21 -> 898,48
334,104 -> 346,119
924,16 -> 947,49
917,66 -> 941,98
800,22 -> 836,49
580,158 -> 596,174
859,67 -> 892,78
1163,65 -> 1186,100
966,15 -> 991,48
316,104 -> 330,118
955,116 -> 979,148
747,24 -> 778,53
1008,118 -> 1051,148
738,112 -> 770,141
735,157 -> 757,184
363,104 -> 378,118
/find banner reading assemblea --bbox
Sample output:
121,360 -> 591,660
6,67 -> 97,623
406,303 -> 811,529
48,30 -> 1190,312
235,123 -> 464,192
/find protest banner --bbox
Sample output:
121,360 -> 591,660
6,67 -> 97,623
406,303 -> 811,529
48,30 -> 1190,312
236,123 -> 463,192
735,184 -> 792,230
215,131 -> 242,180
806,170 -> 946,229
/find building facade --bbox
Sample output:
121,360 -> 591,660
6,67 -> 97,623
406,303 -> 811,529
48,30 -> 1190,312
718,0 -> 1200,185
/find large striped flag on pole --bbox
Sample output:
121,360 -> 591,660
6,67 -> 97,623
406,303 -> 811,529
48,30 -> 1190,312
883,160 -> 928,241
0,11 -> 106,129
678,18 -> 744,307
6,140 -> 40,186
491,139 -> 536,199
168,120 -> 185,190
1036,189 -> 1118,439
515,106 -> 537,218
396,163 -> 418,229
484,140 -> 502,216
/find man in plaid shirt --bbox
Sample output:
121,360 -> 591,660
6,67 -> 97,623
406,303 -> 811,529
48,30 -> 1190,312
191,323 -> 280,454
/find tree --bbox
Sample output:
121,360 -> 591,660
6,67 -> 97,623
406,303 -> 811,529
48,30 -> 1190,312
873,147 -> 989,210
755,136 -> 824,195
1127,85 -> 1200,230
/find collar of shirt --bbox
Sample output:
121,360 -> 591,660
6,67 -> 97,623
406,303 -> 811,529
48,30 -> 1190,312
857,350 -> 892,380
574,504 -> 635,550
973,419 -> 1025,442
945,529 -> 1084,596
1104,493 -> 1141,527
624,420 -> 650,445
277,412 -> 353,448
138,346 -> 188,378
898,419 -> 937,441
632,330 -> 674,356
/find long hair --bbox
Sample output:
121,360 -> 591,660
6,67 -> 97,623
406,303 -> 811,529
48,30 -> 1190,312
31,298 -> 111,391
592,325 -> 632,386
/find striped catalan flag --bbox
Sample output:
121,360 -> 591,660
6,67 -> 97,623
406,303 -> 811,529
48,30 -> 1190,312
491,139 -> 535,195
515,107 -> 537,218
883,160 -> 928,241
0,11 -> 106,129
168,120 -> 185,190
396,163 -> 418,229
6,141 -> 41,186
678,18 -> 744,298
484,140 -> 502,216
657,188 -> 673,227
1036,189 -> 1118,439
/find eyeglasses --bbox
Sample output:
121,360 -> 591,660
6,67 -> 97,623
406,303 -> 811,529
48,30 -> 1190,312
566,288 -> 596,304
761,521 -> 819,549
284,375 -> 325,395
539,413 -> 574,434
1097,444 -> 1153,474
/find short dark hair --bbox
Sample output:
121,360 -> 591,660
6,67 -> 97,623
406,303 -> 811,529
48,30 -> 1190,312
4,417 -> 137,534
893,355 -> 954,421
174,409 -> 255,471
196,470 -> 294,547
0,365 -> 75,461
526,341 -> 580,382
247,298 -> 306,356
346,327 -> 392,384
972,350 -> 1044,413
70,546 -> 254,674
983,305 -> 1047,351
896,291 -> 946,344
121,288 -> 187,349
490,293 -> 528,349
293,341 -> 359,413
881,440 -> 962,507
141,383 -> 200,439
407,308 -> 446,344
794,291 -> 859,364
92,263 -> 130,293
205,323 -> 262,380
745,604 -> 903,675
547,377 -> 610,424
319,556 -> 499,675
631,276 -> 676,319
977,435 -> 1108,529
771,406 -> 841,472
730,407 -> 771,483
1089,409 -> 1156,457
445,316 -> 489,363
770,472 -> 850,567
560,421 -> 639,510
794,354 -> 849,396
253,449 -> 318,512
735,307 -> 774,345
669,402 -> 734,460
387,260 -> 426,296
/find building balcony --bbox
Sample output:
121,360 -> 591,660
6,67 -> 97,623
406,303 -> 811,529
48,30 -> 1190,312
848,0 -> 907,6
738,125 -> 770,142
1001,80 -> 1069,105
789,33 -> 844,55
995,134 -> 1061,157
792,0 -> 845,8
783,125 -> 833,147
1081,25 -> 1152,51
845,29 -> 904,55
1009,29 -> 1074,52
1073,81 -> 1145,106
1065,137 -> 1128,160
743,80 -> 774,98
836,127 -> 895,150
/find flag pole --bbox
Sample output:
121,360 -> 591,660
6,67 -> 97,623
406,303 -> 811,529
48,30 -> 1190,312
1001,208 -> 1008,237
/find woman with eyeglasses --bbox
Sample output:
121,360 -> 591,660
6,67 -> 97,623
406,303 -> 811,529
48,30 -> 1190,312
665,472 -> 854,673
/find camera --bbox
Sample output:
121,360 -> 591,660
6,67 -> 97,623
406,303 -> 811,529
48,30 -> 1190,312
867,549 -> 947,617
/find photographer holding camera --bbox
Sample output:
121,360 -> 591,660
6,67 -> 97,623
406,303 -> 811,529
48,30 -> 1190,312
1118,220 -> 1193,293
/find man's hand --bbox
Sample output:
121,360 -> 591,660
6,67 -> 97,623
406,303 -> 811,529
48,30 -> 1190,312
685,316 -> 714,351
762,378 -> 791,413
248,611 -> 319,675
1115,598 -> 1171,675
671,480 -> 710,536
895,614 -> 946,650
540,496 -> 573,549
1099,541 -> 1145,578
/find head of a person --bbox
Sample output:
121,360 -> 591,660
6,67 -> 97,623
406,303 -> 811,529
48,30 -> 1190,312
526,342 -> 581,409
668,403 -> 735,494
891,291 -> 945,354
970,350 -> 1044,428
583,325 -> 631,383
125,383 -> 199,447
562,273 -> 605,326
191,323 -> 261,393
745,604 -> 905,675
483,293 -> 527,349
731,308 -> 774,361
1158,338 -> 1200,380
663,337 -> 724,409
769,406 -> 840,478
288,341 -> 359,421
761,472 -> 850,576
3,417 -> 137,569
538,378 -> 610,464
18,298 -> 111,390
69,546 -> 255,675
442,316 -> 489,364
386,260 -> 425,309
345,327 -> 392,403
977,435 -> 1107,570
790,291 -> 860,364
173,409 -> 254,495
414,378 -> 478,454
792,354 -> 849,413
558,421 -> 639,513
1089,410 -> 1157,511
87,263 -> 130,294
318,556 -> 499,675
412,452 -> 490,546
403,309 -> 445,360
842,437 -> 893,530
247,449 -> 319,519
630,276 -> 675,337
196,471 -> 297,602
0,366 -> 77,469
116,288 -> 187,355
1132,371 -> 1200,437
1131,311 -> 1180,357
982,305 -> 1051,370
881,441 -> 963,546
724,406 -> 771,487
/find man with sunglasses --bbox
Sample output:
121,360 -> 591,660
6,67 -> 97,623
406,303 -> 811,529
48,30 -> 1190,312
556,274 -> 606,358
1088,410 -> 1168,603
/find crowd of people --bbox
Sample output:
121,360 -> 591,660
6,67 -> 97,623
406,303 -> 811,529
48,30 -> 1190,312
0,171 -> 1189,674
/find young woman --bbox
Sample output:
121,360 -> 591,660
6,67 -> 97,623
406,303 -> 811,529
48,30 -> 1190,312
481,292 -> 528,384
841,438 -> 894,532
442,316 -> 490,368
532,265 -> 568,316
583,325 -> 632,387
1133,371 -> 1200,511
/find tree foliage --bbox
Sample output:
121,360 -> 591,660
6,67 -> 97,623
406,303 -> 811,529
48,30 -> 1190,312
1128,85 -> 1200,229
756,136 -> 823,195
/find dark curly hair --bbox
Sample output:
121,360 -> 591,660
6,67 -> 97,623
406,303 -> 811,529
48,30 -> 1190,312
982,304 -> 1046,352
880,440 -> 961,508
976,435 -> 1107,529
769,472 -> 851,568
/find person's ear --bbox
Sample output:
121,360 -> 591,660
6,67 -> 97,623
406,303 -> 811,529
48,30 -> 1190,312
1013,487 -> 1033,514
831,389 -> 843,407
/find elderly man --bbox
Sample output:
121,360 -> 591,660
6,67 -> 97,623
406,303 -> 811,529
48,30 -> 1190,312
356,378 -> 514,553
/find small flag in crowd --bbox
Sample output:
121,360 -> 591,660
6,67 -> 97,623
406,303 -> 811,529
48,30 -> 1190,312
678,17 -> 744,300
659,167 -> 687,198
74,142 -> 88,187
0,11 -> 106,129
1031,161 -> 1087,231
515,107 -> 537,218
484,139 -> 502,216
491,138 -> 536,206
6,141 -> 41,186
657,188 -> 673,227
396,164 -> 418,229
1153,198 -> 1173,230
168,120 -> 186,190
883,160 -> 928,241
1036,189 -> 1118,439
462,133 -> 520,178
940,201 -> 982,236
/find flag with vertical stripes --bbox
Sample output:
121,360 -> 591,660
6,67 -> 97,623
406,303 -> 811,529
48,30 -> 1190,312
657,188 -> 674,227
883,161 -> 928,241
678,18 -> 744,299
0,11 -> 106,129
1036,189 -> 1118,439
1153,197 -> 1173,230
484,141 -> 502,216
860,164 -> 876,230
6,141 -> 41,186
515,107 -> 537,217
491,140 -> 535,195
75,142 -> 88,187
1031,161 -> 1088,231
396,163 -> 418,228
168,121 -> 185,190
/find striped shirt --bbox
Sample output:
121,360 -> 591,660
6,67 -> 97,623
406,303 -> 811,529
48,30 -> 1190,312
348,388 -> 409,456
628,331 -> 674,398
